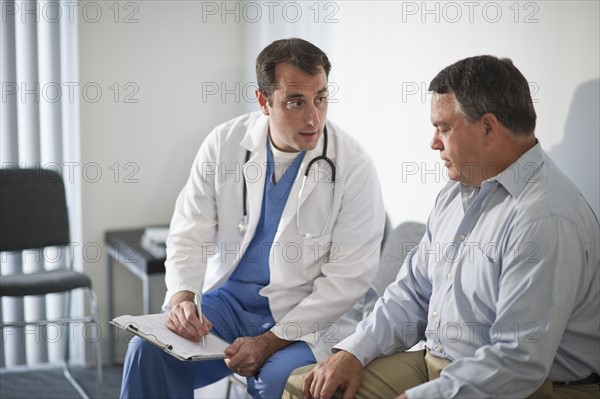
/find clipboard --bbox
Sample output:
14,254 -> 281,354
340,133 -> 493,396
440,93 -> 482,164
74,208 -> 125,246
111,313 -> 229,361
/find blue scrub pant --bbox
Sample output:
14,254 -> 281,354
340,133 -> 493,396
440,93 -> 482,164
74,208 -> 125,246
120,291 -> 316,399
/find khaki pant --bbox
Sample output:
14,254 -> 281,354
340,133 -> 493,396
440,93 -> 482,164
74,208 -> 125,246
284,350 -> 599,398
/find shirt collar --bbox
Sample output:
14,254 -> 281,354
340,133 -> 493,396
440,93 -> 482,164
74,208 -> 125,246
485,141 -> 544,198
459,184 -> 481,211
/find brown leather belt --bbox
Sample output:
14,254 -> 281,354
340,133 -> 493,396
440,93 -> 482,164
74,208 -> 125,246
553,373 -> 600,386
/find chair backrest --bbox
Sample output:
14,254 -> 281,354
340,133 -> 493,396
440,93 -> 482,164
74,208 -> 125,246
0,168 -> 70,252
371,221 -> 426,297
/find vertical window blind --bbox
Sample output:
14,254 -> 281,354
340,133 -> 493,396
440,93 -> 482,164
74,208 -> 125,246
1,0 -> 83,368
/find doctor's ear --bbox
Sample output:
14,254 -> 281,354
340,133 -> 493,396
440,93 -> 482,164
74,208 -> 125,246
256,89 -> 270,115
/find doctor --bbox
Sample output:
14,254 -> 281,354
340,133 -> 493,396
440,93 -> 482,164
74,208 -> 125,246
120,38 -> 385,399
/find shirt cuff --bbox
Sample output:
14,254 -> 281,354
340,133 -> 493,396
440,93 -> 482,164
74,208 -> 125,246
162,286 -> 201,312
333,331 -> 380,366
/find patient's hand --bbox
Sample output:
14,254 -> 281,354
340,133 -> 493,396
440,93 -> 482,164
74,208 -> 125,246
304,350 -> 364,399
166,291 -> 212,341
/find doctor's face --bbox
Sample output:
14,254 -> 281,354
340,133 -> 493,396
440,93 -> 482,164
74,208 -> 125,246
257,62 -> 328,153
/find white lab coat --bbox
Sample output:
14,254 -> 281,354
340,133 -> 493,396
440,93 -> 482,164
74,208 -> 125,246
163,111 -> 385,360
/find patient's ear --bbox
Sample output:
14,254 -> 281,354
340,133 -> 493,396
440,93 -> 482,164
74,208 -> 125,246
480,113 -> 499,136
256,90 -> 270,115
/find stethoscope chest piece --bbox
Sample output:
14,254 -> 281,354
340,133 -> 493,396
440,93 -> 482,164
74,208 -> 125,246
238,215 -> 249,236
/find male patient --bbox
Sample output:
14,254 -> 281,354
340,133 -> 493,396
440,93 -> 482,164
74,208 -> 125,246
285,55 -> 600,398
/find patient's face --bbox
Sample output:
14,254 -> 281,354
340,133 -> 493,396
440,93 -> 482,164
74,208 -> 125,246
430,92 -> 488,187
258,62 -> 328,153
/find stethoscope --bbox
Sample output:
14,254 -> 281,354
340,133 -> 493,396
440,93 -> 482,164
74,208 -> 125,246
238,127 -> 336,239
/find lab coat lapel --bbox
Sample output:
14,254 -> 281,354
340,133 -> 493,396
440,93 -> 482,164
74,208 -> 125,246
240,115 -> 269,249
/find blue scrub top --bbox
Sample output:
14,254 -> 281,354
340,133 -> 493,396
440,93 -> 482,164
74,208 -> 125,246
219,142 -> 305,330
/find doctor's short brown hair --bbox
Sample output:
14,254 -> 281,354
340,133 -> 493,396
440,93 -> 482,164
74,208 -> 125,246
256,38 -> 331,105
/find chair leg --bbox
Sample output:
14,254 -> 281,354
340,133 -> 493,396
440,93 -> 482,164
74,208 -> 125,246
88,288 -> 104,399
63,362 -> 91,399
226,374 -> 251,399
62,289 -> 91,398
59,288 -> 104,399
226,378 -> 233,399
0,288 -> 103,398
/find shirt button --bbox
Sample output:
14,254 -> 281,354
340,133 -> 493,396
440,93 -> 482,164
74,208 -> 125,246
459,234 -> 465,241
447,273 -> 452,280
434,346 -> 442,352
432,311 -> 439,317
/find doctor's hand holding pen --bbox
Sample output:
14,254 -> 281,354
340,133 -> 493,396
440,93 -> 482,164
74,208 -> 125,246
166,290 -> 212,342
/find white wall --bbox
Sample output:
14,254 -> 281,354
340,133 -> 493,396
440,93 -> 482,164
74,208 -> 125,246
325,1 -> 600,225
241,1 -> 599,225
78,0 -> 244,363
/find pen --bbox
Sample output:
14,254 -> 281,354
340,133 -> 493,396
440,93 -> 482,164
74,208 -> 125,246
194,294 -> 206,348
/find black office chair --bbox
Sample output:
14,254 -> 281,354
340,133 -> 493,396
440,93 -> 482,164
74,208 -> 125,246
0,168 -> 103,398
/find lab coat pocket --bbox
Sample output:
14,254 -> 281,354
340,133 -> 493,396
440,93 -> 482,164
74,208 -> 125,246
301,234 -> 333,279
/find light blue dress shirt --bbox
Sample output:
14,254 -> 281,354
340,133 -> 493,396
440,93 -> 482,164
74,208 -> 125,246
336,143 -> 600,398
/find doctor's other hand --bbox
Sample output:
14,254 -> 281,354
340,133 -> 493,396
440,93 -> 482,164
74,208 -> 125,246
303,350 -> 363,399
225,331 -> 291,377
166,291 -> 212,341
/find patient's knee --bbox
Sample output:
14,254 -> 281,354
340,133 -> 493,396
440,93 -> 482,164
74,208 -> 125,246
284,364 -> 316,399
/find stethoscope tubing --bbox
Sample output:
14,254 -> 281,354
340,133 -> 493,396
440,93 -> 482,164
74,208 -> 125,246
239,126 -> 335,238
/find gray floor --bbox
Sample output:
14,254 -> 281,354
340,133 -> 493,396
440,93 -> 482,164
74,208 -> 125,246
0,365 -> 122,399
